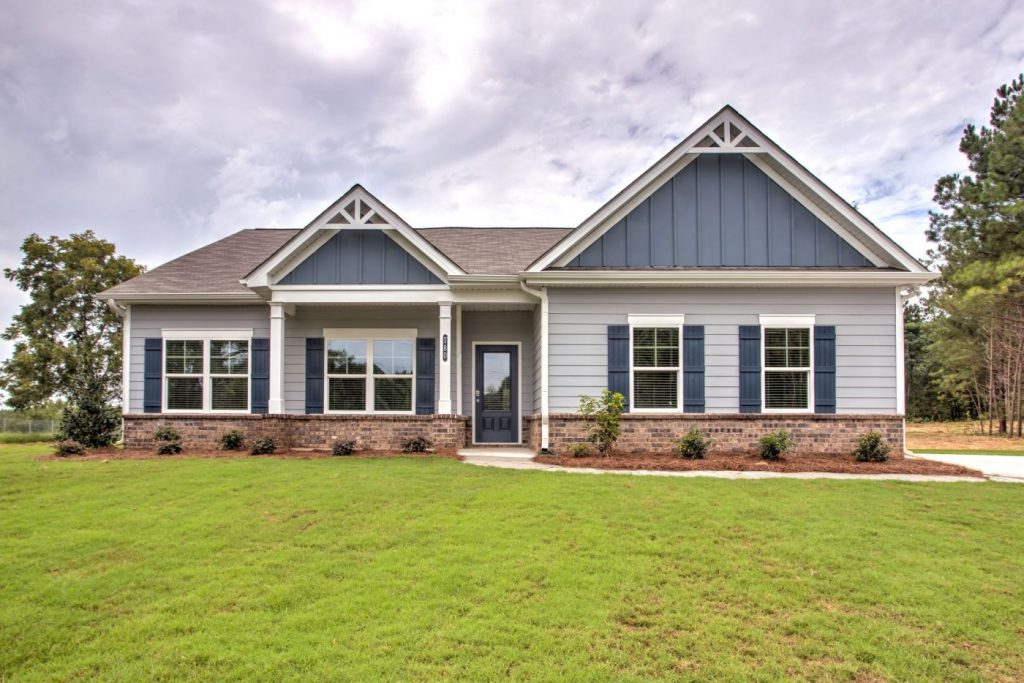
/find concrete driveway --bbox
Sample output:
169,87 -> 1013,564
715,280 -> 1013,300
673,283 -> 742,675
912,453 -> 1024,483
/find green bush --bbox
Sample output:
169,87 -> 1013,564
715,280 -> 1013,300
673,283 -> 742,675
219,429 -> 246,451
56,361 -> 120,448
854,431 -> 891,462
250,437 -> 277,455
157,440 -> 182,455
677,428 -> 711,459
578,389 -> 626,455
154,426 -> 183,455
332,440 -> 356,456
759,430 -> 794,461
567,443 -> 591,458
54,439 -> 86,457
401,436 -> 431,453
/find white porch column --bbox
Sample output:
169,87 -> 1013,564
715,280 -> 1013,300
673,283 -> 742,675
269,302 -> 286,414
438,302 -> 453,414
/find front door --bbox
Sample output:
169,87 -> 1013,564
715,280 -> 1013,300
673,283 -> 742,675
474,345 -> 518,443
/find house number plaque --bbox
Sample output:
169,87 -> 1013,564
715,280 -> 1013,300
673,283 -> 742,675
442,334 -> 448,361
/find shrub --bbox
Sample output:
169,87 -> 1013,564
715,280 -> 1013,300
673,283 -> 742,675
401,436 -> 432,453
332,440 -> 356,456
855,431 -> 891,462
250,437 -> 277,455
219,429 -> 246,451
157,440 -> 182,455
57,366 -> 120,448
759,430 -> 794,461
567,443 -> 591,458
578,389 -> 626,455
153,426 -> 183,455
54,439 -> 86,457
677,428 -> 711,459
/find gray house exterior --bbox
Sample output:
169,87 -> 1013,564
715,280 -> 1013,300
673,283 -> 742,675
103,107 -> 934,454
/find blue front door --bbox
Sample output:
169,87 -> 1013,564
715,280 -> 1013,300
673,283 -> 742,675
474,345 -> 518,443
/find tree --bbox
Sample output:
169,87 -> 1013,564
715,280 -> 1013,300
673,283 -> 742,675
1,231 -> 143,409
926,75 -> 1024,434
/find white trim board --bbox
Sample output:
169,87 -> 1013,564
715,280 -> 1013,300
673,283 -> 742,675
470,341 -> 523,446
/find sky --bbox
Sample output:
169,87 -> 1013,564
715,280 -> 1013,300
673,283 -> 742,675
1,0 -> 1023,368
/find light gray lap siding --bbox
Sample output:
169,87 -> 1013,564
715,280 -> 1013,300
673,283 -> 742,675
128,305 -> 271,413
547,287 -> 898,414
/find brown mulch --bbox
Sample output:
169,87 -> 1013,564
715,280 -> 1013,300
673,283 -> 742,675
536,452 -> 985,477
38,448 -> 458,462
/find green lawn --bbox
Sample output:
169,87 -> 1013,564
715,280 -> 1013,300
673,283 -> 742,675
913,448 -> 1024,456
1,445 -> 1023,681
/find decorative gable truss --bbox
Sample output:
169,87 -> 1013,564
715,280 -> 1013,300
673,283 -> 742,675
528,106 -> 931,276
243,185 -> 463,289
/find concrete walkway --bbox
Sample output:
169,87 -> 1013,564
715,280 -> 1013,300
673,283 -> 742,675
457,448 -> 986,482
911,453 -> 1024,483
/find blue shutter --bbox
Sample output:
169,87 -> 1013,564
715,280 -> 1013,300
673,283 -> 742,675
305,337 -> 324,414
416,337 -> 435,415
607,325 -> 630,412
683,325 -> 705,413
250,338 -> 269,414
143,338 -> 162,413
739,325 -> 761,413
814,325 -> 836,413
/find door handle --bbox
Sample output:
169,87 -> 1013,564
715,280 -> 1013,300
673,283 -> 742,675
475,389 -> 481,403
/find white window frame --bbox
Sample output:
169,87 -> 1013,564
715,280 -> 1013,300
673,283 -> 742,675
759,314 -> 815,413
627,314 -> 685,414
161,329 -> 253,414
323,328 -> 417,415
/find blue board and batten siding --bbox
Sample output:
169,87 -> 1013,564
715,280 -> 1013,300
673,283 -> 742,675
567,155 -> 871,268
547,288 -> 899,414
280,229 -> 443,285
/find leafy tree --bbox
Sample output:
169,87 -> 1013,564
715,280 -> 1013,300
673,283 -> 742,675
1,231 -> 143,409
927,75 -> 1024,434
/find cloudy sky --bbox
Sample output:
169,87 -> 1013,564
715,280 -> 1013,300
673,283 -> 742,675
1,0 -> 1022,366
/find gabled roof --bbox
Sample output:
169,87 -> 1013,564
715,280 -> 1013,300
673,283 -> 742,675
101,229 -> 298,300
243,184 -> 464,288
417,227 -> 572,275
527,106 -> 929,274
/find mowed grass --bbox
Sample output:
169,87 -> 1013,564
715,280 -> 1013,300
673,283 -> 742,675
1,445 -> 1023,682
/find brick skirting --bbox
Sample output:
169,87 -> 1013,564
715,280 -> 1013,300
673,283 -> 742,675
123,414 -> 470,453
526,413 -> 904,456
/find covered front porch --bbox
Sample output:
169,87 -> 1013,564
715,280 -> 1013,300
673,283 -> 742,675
264,291 -> 542,447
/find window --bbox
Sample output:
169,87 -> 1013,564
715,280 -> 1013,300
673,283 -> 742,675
632,326 -> 680,410
326,333 -> 415,413
210,340 -> 250,410
763,327 -> 811,410
164,336 -> 250,412
166,340 -> 203,410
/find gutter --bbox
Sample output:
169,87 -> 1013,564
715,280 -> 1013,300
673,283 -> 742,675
520,270 -> 938,287
519,280 -> 551,454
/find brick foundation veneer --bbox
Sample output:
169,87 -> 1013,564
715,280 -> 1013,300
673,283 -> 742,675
123,414 -> 470,453
526,413 -> 904,456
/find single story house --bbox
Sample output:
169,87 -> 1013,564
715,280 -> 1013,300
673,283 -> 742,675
102,106 -> 934,454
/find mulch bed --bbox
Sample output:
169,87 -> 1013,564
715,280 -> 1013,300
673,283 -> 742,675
536,452 -> 985,477
38,448 -> 457,462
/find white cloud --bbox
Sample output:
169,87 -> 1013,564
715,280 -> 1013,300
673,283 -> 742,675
1,0 -> 1023,374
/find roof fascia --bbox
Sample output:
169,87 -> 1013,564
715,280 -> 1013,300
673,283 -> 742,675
520,269 -> 937,288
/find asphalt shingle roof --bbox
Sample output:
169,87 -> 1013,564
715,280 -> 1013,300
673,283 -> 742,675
102,229 -> 299,297
101,226 -> 573,297
416,227 -> 572,276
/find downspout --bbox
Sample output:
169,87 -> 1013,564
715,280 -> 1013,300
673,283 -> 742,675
106,299 -> 131,422
896,287 -> 914,454
519,280 -> 552,454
